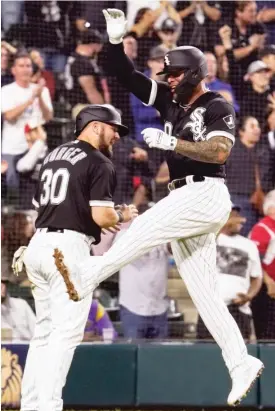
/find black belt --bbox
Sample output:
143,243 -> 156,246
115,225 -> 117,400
168,175 -> 205,191
46,228 -> 64,233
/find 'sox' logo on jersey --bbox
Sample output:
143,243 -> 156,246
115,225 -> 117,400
183,107 -> 207,141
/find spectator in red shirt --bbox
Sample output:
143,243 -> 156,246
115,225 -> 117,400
250,190 -> 275,340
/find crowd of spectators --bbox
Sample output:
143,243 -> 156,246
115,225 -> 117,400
1,0 -> 275,342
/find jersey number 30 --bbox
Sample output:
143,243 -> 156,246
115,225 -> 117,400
40,168 -> 70,205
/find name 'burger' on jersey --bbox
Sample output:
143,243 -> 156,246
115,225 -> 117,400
33,139 -> 116,244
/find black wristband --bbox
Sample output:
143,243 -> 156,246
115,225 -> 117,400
117,210 -> 124,223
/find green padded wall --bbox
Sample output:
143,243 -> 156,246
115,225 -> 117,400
63,344 -> 137,407
136,343 -> 258,407
258,344 -> 275,407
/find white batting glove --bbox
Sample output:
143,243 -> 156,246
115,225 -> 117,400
102,8 -> 128,44
141,128 -> 177,151
12,246 -> 27,276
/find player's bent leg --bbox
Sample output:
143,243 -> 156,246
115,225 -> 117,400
77,178 -> 232,300
171,235 -> 264,405
20,253 -> 52,411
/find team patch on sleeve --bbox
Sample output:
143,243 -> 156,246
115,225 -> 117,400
223,115 -> 235,129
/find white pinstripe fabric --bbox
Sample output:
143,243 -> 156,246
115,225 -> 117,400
171,235 -> 247,372
21,231 -> 92,411
77,178 -> 249,373
79,178 -> 231,292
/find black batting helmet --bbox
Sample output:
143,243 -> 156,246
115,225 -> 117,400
157,46 -> 208,78
157,46 -> 208,104
75,104 -> 128,137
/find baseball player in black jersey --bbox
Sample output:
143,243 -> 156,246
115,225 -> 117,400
70,9 -> 264,406
17,104 -> 138,411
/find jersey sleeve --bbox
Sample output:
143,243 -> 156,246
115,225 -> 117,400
205,100 -> 236,144
89,162 -> 116,207
108,43 -> 169,116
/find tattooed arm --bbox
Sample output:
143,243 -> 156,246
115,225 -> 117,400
175,136 -> 233,164
142,128 -> 234,163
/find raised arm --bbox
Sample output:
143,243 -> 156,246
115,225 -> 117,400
107,42 -> 153,104
103,8 -> 168,112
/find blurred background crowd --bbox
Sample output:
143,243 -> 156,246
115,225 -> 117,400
1,0 -> 275,344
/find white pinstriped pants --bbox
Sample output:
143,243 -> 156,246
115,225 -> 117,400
79,177 -> 248,372
21,230 -> 93,411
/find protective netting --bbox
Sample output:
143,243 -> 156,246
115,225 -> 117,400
1,0 -> 275,342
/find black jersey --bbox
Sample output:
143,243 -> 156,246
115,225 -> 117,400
108,43 -> 236,180
33,140 -> 116,244
64,52 -> 104,107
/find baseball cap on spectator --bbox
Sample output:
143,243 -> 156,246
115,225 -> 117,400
160,18 -> 179,33
77,29 -> 103,45
244,60 -> 270,80
149,45 -> 169,61
259,45 -> 275,59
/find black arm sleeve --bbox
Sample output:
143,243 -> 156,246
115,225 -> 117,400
108,42 -> 152,102
89,162 -> 116,206
108,43 -> 169,115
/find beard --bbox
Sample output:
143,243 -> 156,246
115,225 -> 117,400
99,146 -> 113,159
98,130 -> 113,159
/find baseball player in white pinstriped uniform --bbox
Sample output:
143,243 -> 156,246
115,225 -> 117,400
69,9 -> 264,406
17,104 -> 138,411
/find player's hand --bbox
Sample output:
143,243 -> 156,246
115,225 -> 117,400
232,293 -> 251,306
102,8 -> 128,44
12,246 -> 27,276
120,204 -> 139,222
142,128 -> 177,151
130,147 -> 148,162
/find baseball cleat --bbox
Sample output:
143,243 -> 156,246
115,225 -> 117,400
227,355 -> 264,407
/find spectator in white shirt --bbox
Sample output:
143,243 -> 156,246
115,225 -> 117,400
1,50 -> 53,200
1,271 -> 35,342
197,204 -> 262,340
116,204 -> 170,339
